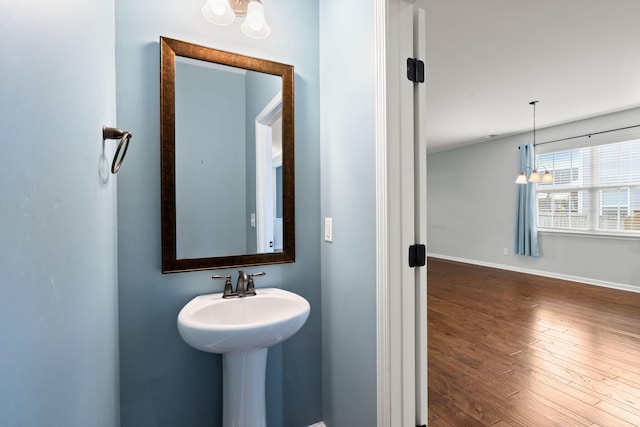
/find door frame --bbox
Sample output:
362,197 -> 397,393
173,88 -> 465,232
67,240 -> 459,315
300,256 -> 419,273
376,0 -> 428,426
413,6 -> 428,421
255,92 -> 282,253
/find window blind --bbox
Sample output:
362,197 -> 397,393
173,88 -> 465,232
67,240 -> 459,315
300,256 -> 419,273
536,138 -> 640,234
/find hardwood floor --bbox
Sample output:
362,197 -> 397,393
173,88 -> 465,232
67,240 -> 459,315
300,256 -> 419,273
427,257 -> 640,427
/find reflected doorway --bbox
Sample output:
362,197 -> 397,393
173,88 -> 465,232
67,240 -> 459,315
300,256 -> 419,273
255,92 -> 283,253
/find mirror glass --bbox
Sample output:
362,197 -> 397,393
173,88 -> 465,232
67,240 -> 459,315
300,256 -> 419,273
161,37 -> 295,273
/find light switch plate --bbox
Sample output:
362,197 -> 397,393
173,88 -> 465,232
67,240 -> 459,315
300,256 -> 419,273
324,218 -> 333,242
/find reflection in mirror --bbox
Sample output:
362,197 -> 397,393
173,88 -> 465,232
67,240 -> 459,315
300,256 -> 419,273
174,58 -> 282,258
161,37 -> 295,273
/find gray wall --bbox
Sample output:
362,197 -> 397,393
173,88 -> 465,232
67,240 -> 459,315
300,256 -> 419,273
428,107 -> 640,289
115,0 -> 321,426
320,0 -> 378,425
0,0 -> 120,425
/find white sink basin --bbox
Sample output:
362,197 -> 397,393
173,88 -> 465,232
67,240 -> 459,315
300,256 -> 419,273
178,287 -> 311,426
177,287 -> 310,354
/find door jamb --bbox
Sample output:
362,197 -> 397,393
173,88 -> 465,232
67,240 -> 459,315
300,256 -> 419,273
376,1 -> 423,426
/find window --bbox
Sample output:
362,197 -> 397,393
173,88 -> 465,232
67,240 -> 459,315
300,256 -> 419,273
536,138 -> 640,235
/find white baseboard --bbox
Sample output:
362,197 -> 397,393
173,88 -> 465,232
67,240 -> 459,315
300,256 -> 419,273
428,253 -> 640,294
307,423 -> 327,427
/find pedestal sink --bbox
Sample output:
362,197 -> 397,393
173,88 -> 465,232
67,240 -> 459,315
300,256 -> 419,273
177,288 -> 310,427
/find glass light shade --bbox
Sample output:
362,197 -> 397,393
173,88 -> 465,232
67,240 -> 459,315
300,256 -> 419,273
542,171 -> 553,182
515,173 -> 528,184
240,2 -> 271,39
528,170 -> 541,183
202,0 -> 235,26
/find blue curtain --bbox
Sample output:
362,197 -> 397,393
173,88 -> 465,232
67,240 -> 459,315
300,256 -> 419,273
514,144 -> 540,256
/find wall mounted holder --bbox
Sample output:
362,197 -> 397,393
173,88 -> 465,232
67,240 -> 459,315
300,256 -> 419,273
102,126 -> 132,174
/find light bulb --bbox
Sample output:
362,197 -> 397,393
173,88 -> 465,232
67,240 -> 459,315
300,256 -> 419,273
210,2 -> 226,15
240,2 -> 271,39
248,15 -> 263,31
515,173 -> 528,184
202,0 -> 234,26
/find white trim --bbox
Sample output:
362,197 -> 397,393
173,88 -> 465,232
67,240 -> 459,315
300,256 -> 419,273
378,1 -> 428,426
413,6 -> 428,424
255,121 -> 274,253
427,253 -> 640,294
375,0 -> 390,425
255,91 -> 282,124
377,1 -> 417,426
306,423 -> 327,427
397,2 -> 416,422
539,228 -> 640,240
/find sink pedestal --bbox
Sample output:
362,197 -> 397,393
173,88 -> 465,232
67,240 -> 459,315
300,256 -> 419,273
177,288 -> 310,426
222,348 -> 268,427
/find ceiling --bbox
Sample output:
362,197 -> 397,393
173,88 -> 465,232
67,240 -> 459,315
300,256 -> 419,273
424,0 -> 640,153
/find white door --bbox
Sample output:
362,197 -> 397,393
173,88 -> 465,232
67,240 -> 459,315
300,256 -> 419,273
413,6 -> 429,423
377,1 -> 428,426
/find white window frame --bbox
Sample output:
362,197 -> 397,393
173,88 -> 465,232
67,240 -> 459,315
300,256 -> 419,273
536,134 -> 640,238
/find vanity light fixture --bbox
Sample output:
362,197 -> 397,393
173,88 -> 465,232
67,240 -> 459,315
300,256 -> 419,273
202,0 -> 271,39
516,101 -> 553,184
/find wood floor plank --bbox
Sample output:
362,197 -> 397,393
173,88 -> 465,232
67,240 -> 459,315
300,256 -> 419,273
429,372 -> 499,426
454,373 -> 578,427
594,399 -> 640,425
428,257 -> 640,426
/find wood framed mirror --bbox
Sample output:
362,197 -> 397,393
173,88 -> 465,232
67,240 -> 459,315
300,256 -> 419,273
160,37 -> 295,273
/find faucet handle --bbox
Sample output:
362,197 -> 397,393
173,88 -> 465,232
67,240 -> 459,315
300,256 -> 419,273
245,272 -> 265,296
245,277 -> 256,296
213,275 -> 235,298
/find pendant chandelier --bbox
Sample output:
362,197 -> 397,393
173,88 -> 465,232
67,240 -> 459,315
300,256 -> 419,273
515,101 -> 553,184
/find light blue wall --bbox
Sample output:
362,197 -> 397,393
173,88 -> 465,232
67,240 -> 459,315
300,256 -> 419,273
428,107 -> 640,289
0,0 -> 119,426
319,0 -> 378,425
115,0 -> 321,426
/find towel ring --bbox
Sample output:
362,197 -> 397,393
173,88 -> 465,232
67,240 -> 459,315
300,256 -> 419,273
102,126 -> 133,174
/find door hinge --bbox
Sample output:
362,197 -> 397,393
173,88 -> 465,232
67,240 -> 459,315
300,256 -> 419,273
406,58 -> 425,83
408,244 -> 426,267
